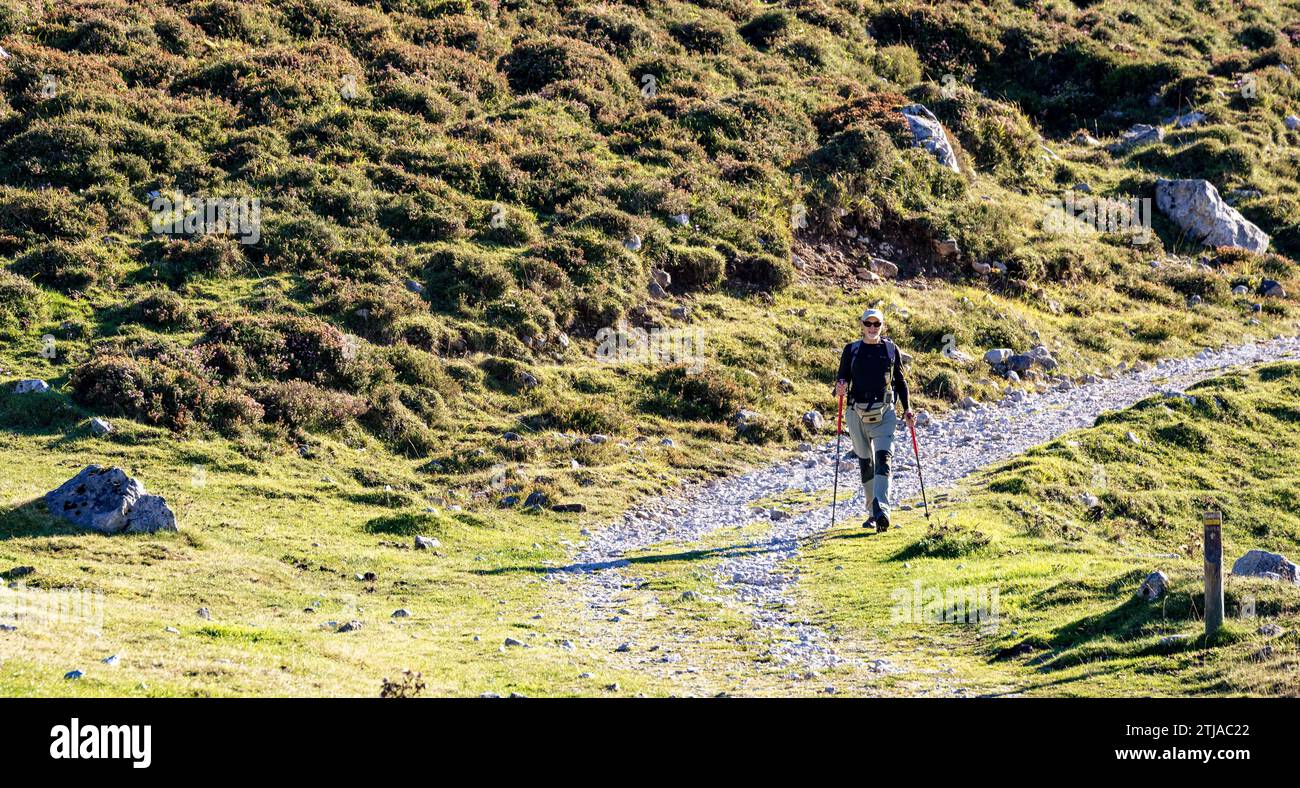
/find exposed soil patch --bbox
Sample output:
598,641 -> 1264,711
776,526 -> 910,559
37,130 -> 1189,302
793,216 -> 959,291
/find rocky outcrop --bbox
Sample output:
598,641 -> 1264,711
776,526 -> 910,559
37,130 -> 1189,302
933,238 -> 960,258
1137,571 -> 1168,600
1232,549 -> 1298,583
414,535 -> 440,550
1258,278 -> 1286,298
44,465 -> 178,534
1171,111 -> 1206,128
869,257 -> 899,278
983,345 -> 1056,377
1155,179 -> 1270,253
899,104 -> 961,173
1111,124 -> 1163,151
1071,130 -> 1101,146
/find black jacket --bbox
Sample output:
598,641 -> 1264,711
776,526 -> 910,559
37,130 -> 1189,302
837,339 -> 910,412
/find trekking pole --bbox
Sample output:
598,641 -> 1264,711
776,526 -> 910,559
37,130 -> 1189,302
908,420 -> 931,520
830,390 -> 845,530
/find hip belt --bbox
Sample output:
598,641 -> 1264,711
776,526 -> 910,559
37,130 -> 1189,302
849,390 -> 894,424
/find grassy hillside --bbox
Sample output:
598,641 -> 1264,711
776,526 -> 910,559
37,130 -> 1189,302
799,361 -> 1300,696
1,0 -> 1300,695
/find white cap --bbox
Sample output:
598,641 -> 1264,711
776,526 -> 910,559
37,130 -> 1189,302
860,308 -> 884,324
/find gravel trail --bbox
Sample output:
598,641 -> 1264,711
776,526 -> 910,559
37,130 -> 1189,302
549,335 -> 1300,688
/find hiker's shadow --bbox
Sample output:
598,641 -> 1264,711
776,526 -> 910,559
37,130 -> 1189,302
819,530 -> 876,542
472,539 -> 784,576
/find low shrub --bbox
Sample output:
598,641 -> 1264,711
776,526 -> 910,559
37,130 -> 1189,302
144,235 -> 248,283
919,368 -> 966,402
69,351 -> 255,434
664,244 -> 726,292
0,388 -> 81,431
498,36 -> 634,120
196,314 -> 363,389
644,363 -> 746,421
123,290 -> 194,329
424,248 -> 515,310
258,214 -> 344,271
312,277 -> 427,344
565,6 -> 654,57
0,270 -> 45,328
738,10 -> 791,49
668,17 -> 733,54
360,385 -> 439,457
737,412 -> 787,444
905,521 -> 992,558
250,380 -> 366,431
189,0 -> 286,44
538,396 -> 625,436
363,511 -> 444,536
727,252 -> 794,291
13,241 -> 117,292
1162,269 -> 1229,301
384,344 -> 458,395
0,188 -> 109,251
379,191 -> 468,242
871,44 -> 923,86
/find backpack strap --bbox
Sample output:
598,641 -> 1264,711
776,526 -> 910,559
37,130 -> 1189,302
849,339 -> 897,371
844,341 -> 862,404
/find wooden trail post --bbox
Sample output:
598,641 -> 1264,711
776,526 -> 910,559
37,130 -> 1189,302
1204,509 -> 1223,637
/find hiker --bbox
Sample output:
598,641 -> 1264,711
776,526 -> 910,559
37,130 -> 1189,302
834,308 -> 915,532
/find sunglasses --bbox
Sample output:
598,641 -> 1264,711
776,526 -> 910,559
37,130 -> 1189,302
862,320 -> 882,328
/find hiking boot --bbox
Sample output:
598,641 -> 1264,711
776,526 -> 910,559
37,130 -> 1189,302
861,518 -> 875,530
875,510 -> 890,533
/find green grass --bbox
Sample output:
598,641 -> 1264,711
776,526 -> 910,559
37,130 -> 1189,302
0,421 -> 648,696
